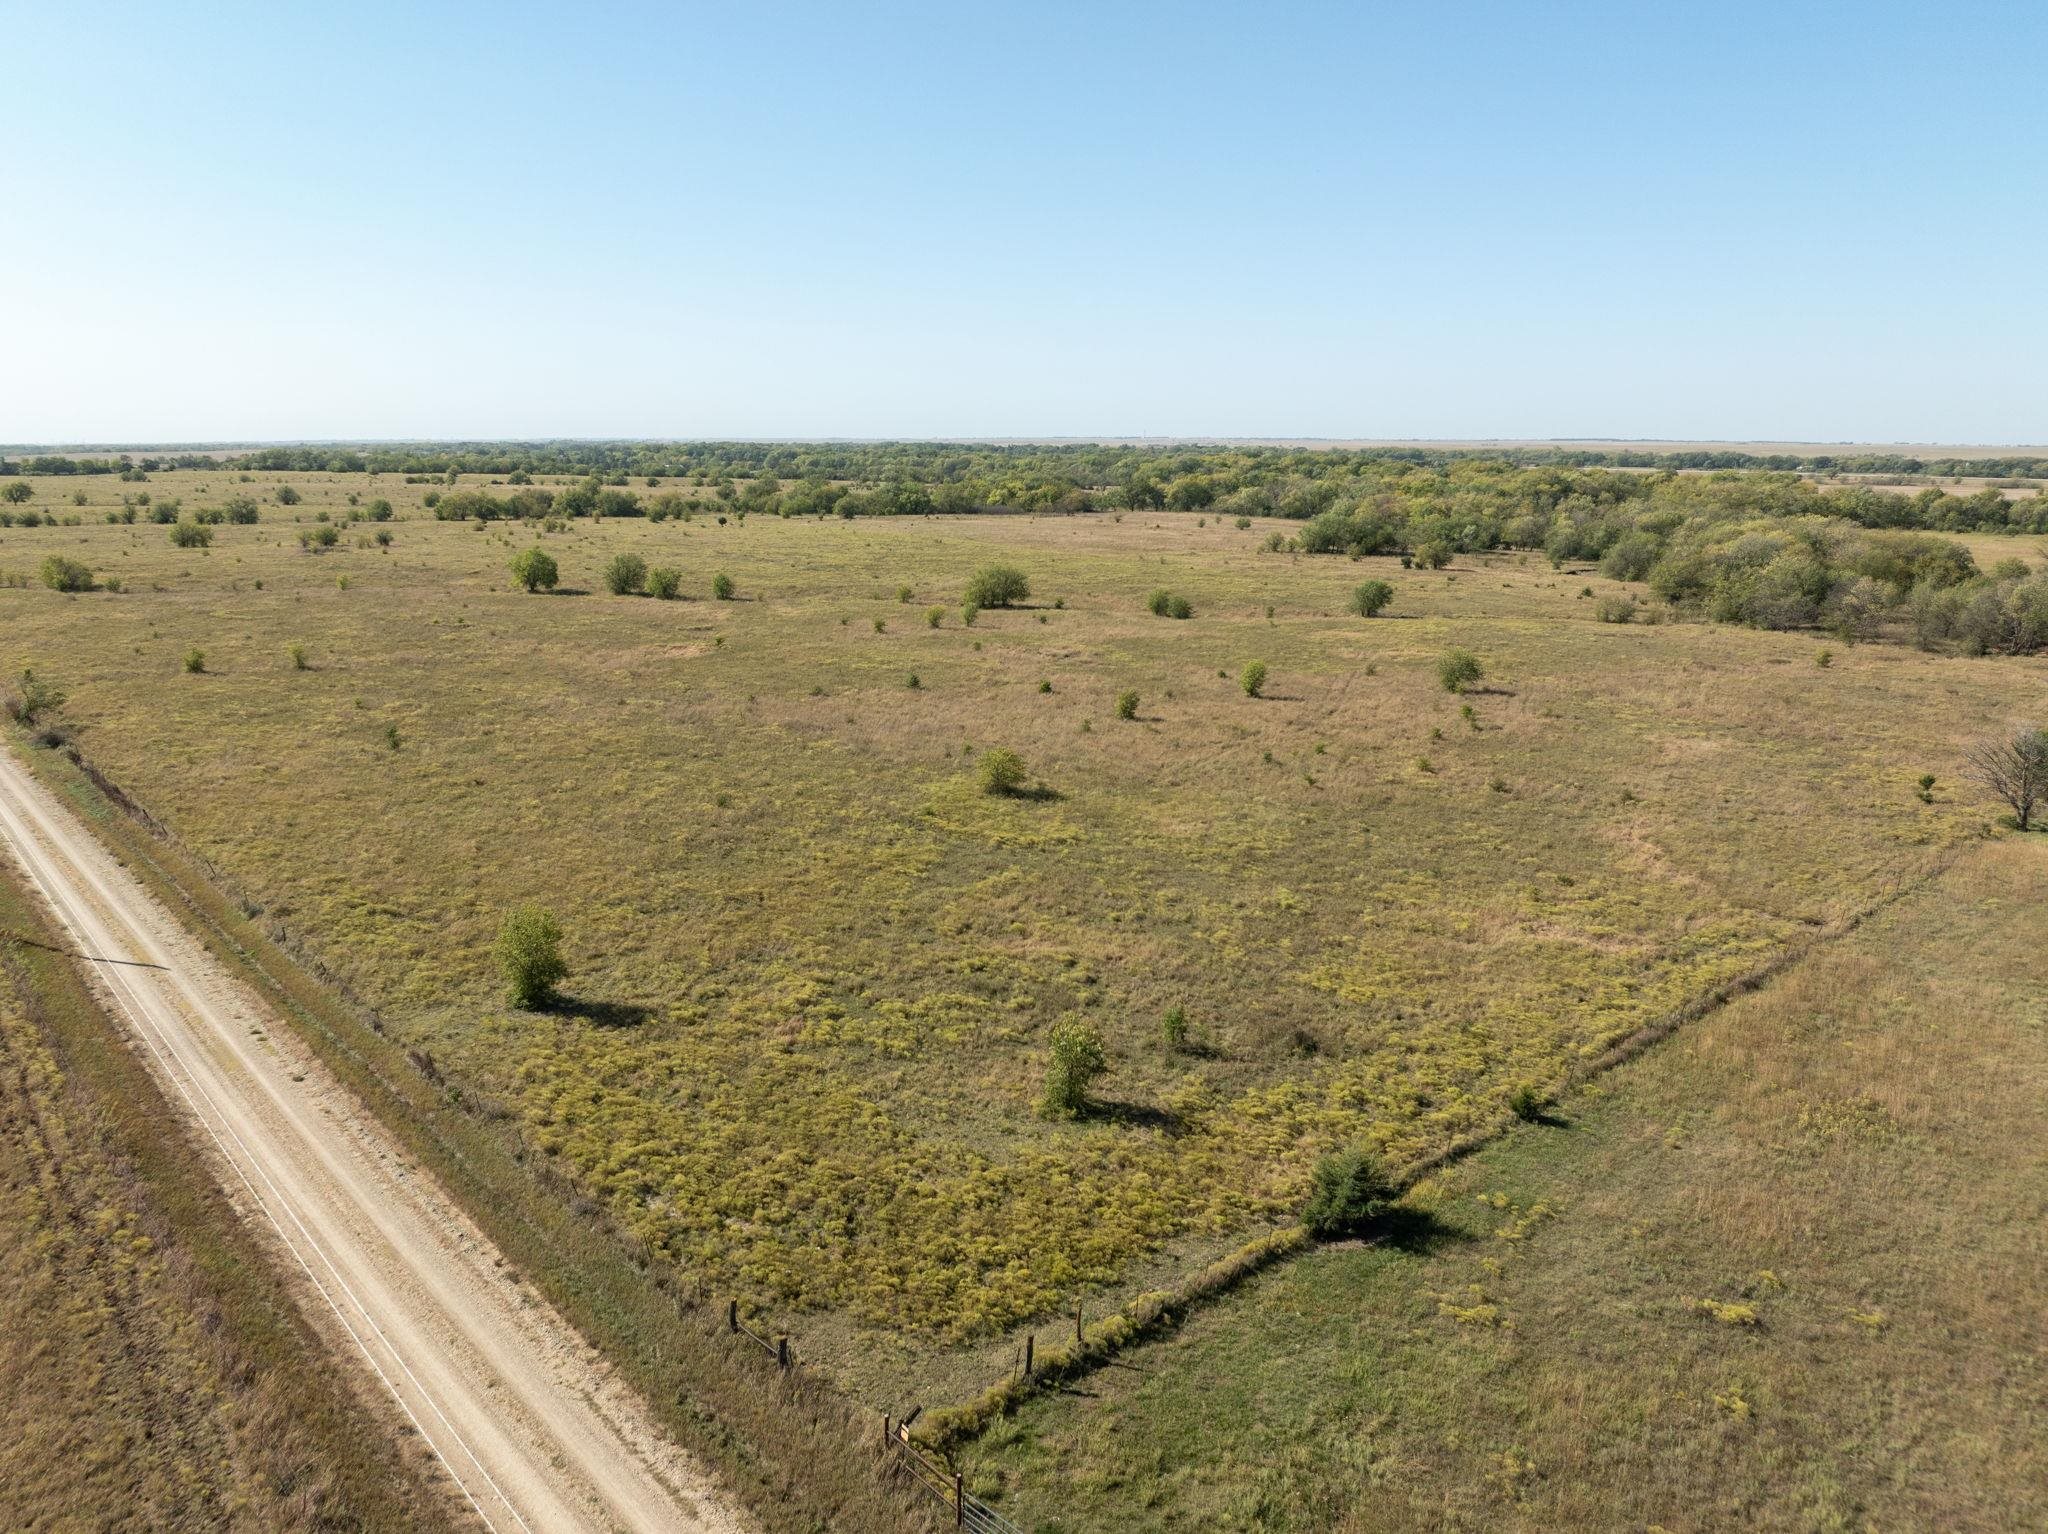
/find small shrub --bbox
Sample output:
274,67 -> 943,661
925,604 -> 946,628
1302,1149 -> 1396,1237
169,520 -> 213,549
510,546 -> 559,592
711,571 -> 735,600
10,667 -> 64,723
1508,1084 -> 1546,1121
1041,1017 -> 1106,1118
38,555 -> 94,593
1147,588 -> 1172,616
965,564 -> 1030,608
979,748 -> 1028,796
1595,595 -> 1635,623
1240,660 -> 1267,698
1349,580 -> 1394,617
183,648 -> 206,674
873,617 -> 887,634
1437,648 -> 1483,693
961,601 -> 979,627
1161,1005 -> 1188,1052
1816,648 -> 1833,668
896,584 -> 913,603
496,905 -> 568,1007
288,643 -> 309,671
1115,689 -> 1139,720
1168,594 -> 1194,620
647,565 -> 682,600
905,672 -> 921,689
604,551 -> 648,595
275,484 -> 302,505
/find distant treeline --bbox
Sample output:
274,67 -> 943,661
6,440 -> 2047,485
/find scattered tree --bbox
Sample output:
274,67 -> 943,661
1963,725 -> 2048,830
1161,1005 -> 1188,1052
510,546 -> 559,592
1240,660 -> 1268,697
711,571 -> 735,600
497,905 -> 568,1007
1042,1016 -> 1107,1118
604,551 -> 648,595
1437,648 -> 1483,692
1,482 -> 30,504
9,667 -> 64,723
38,555 -> 94,592
647,565 -> 682,600
1302,1148 -> 1397,1237
169,520 -> 212,548
1349,580 -> 1394,617
1115,689 -> 1139,720
979,747 -> 1028,796
965,564 -> 1030,608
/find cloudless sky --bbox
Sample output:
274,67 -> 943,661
4,0 -> 2044,444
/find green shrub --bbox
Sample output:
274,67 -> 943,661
1349,579 -> 1394,617
1437,648 -> 1483,692
10,667 -> 64,723
979,748 -> 1028,796
275,484 -> 302,505
497,905 -> 568,1007
1508,1084 -> 1547,1121
647,565 -> 682,600
1042,1017 -> 1107,1118
38,555 -> 94,593
1595,595 -> 1635,623
961,601 -> 979,627
1168,595 -> 1194,620
711,571 -> 735,600
1115,689 -> 1139,720
1302,1148 -> 1396,1237
925,604 -> 946,628
222,495 -> 261,524
965,564 -> 1030,608
183,648 -> 206,674
169,520 -> 212,548
604,551 -> 648,595
509,547 -> 559,592
896,584 -> 914,603
1148,588 -> 1172,616
288,643 -> 309,671
1240,660 -> 1268,697
1161,1005 -> 1188,1052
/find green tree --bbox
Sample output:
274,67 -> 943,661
275,484 -> 301,505
647,565 -> 682,600
1115,689 -> 1139,720
510,547 -> 559,592
965,564 -> 1030,608
979,748 -> 1028,796
1437,648 -> 1483,693
1240,660 -> 1268,697
1042,1017 -> 1107,1118
1,482 -> 30,504
497,905 -> 568,1007
169,520 -> 212,548
11,667 -> 64,722
38,555 -> 94,592
1302,1148 -> 1396,1237
711,571 -> 735,600
604,551 -> 648,595
1349,580 -> 1394,617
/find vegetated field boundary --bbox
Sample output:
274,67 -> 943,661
0,824 -> 447,1529
14,731 -> 936,1534
915,836 -> 1973,1451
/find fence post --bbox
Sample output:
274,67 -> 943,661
727,1298 -> 738,1334
777,1335 -> 790,1369
954,1472 -> 965,1528
1023,1333 -> 1034,1377
883,1413 -> 891,1447
1075,1300 -> 1084,1343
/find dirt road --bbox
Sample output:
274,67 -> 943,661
0,742 -> 750,1534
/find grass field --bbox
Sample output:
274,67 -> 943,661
958,835 -> 2048,1532
1,468 -> 2037,1413
0,856 -> 448,1531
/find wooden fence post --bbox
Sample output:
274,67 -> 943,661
954,1472 -> 965,1527
1075,1300 -> 1084,1343
777,1335 -> 790,1369
727,1298 -> 738,1334
883,1413 -> 891,1447
1023,1333 -> 1034,1377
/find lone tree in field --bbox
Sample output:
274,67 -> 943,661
979,747 -> 1028,796
965,564 -> 1030,608
1302,1148 -> 1397,1238
1963,725 -> 2048,830
1350,579 -> 1394,617
1240,660 -> 1268,698
497,905 -> 568,1007
1042,1016 -> 1107,1118
1437,648 -> 1483,693
510,546 -> 559,593
2,482 -> 31,504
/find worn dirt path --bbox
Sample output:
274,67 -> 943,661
0,742 -> 751,1534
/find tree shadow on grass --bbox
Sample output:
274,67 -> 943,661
998,784 -> 1066,803
1081,1098 -> 1184,1135
1373,1206 -> 1473,1256
544,994 -> 653,1027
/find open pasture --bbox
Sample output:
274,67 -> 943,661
0,468 -> 2026,1400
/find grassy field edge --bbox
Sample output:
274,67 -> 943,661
0,824 -> 449,1529
9,730 -> 936,1534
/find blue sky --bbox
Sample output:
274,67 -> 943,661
4,1 -> 2043,443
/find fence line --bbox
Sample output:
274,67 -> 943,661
881,1415 -> 1022,1533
